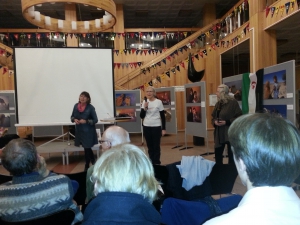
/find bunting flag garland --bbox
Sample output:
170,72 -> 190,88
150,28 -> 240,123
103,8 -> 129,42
199,51 -> 204,58
195,54 -> 199,60
137,62 -> 142,67
129,63 -> 134,68
142,69 -> 146,74
176,65 -> 180,72
166,71 -> 170,77
123,49 -> 128,55
162,59 -> 167,65
148,81 -> 153,86
171,68 -> 176,74
115,50 -> 119,56
203,50 -> 207,56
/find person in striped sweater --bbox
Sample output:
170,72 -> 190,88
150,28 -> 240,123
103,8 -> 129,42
0,138 -> 83,224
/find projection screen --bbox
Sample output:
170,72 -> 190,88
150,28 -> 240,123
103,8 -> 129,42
14,48 -> 115,126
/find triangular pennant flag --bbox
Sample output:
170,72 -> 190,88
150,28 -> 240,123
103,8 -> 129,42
285,2 -> 290,14
143,50 -> 148,55
166,56 -> 172,61
147,67 -> 151,73
209,29 -> 214,35
156,76 -> 161,83
205,31 -> 210,37
155,49 -> 159,55
125,63 -> 129,68
133,62 -> 138,68
123,49 -> 128,55
137,62 -> 142,67
121,63 -> 125,69
291,1 -> 295,10
166,71 -> 170,77
203,50 -> 207,56
140,85 -> 144,91
178,48 -> 183,53
129,63 -> 134,68
148,81 -> 153,86
114,63 -> 117,69
3,67 -> 8,75
195,54 -> 199,60
266,7 -> 270,17
170,33 -> 175,39
115,50 -> 119,56
161,74 -> 165,80
136,50 -> 140,55
199,51 -> 204,58
171,68 -> 176,73
176,65 -> 180,72
157,62 -> 161,67
130,33 -> 135,38
271,7 -> 276,17
116,63 -> 121,69
142,69 -> 146,74
215,41 -> 219,47
183,32 -> 187,37
211,44 -> 216,50
179,62 -> 185,69
162,59 -> 166,65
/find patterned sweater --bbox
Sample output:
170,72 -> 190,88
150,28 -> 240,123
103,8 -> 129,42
0,172 -> 83,223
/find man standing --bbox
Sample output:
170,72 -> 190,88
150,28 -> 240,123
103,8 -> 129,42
204,113 -> 300,225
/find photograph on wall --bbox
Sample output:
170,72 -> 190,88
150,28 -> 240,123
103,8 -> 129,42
116,108 -> 136,122
224,80 -> 242,101
0,113 -> 11,128
156,91 -> 171,105
115,93 -> 136,106
263,70 -> 287,99
0,95 -> 9,111
186,86 -> 201,103
164,108 -> 172,122
263,105 -> 287,118
186,106 -> 201,123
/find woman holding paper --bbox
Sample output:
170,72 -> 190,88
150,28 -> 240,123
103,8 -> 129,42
71,91 -> 98,171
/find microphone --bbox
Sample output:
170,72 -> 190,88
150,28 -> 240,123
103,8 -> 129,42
144,97 -> 148,110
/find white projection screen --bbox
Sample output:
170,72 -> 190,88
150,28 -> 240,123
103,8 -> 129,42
14,48 -> 115,126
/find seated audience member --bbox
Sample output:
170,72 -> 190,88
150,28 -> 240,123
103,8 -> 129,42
82,144 -> 161,225
204,113 -> 300,225
0,139 -> 83,224
86,125 -> 130,202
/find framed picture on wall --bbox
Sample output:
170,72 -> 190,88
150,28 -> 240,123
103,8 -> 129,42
0,113 -> 11,128
186,106 -> 201,123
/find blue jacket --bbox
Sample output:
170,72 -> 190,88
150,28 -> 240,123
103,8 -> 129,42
71,103 -> 98,148
82,192 -> 161,225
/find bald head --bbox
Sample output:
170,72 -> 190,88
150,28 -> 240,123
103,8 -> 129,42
101,126 -> 130,150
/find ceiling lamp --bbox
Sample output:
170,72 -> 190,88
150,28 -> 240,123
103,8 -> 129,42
21,0 -> 117,33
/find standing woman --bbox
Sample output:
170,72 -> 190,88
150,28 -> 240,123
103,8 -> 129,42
140,86 -> 166,165
211,84 -> 242,164
71,91 -> 98,171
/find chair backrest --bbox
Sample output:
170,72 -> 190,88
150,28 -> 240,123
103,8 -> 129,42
62,171 -> 87,206
161,195 -> 242,225
0,209 -> 75,225
0,174 -> 12,185
166,161 -> 212,201
209,164 -> 238,195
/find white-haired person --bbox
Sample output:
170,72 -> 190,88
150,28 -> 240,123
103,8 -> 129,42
140,86 -> 166,165
211,84 -> 242,164
86,125 -> 130,202
204,113 -> 300,225
82,144 -> 161,225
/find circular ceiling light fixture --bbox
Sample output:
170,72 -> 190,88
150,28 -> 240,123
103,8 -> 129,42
21,0 -> 117,33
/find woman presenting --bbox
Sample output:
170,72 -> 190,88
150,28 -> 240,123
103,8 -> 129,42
211,84 -> 242,164
140,86 -> 166,165
71,91 -> 98,171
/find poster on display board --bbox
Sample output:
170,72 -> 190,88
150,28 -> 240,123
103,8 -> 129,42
115,90 -> 141,133
155,87 -> 177,134
185,82 -> 207,138
0,90 -> 17,134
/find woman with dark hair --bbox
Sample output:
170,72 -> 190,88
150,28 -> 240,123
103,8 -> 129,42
71,91 -> 98,171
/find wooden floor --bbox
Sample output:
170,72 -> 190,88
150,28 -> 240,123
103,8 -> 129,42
1,130 -> 300,198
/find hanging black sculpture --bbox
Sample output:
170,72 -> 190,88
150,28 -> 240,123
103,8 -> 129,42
187,53 -> 205,82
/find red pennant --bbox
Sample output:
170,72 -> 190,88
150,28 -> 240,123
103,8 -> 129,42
140,85 -> 144,91
3,67 -> 8,75
14,34 -> 19,40
166,56 -> 171,61
36,33 -> 41,40
266,7 -> 270,17
179,62 -> 185,69
27,34 -> 31,39
129,63 -> 134,68
133,63 -> 137,68
143,50 -> 147,55
199,51 -> 203,58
